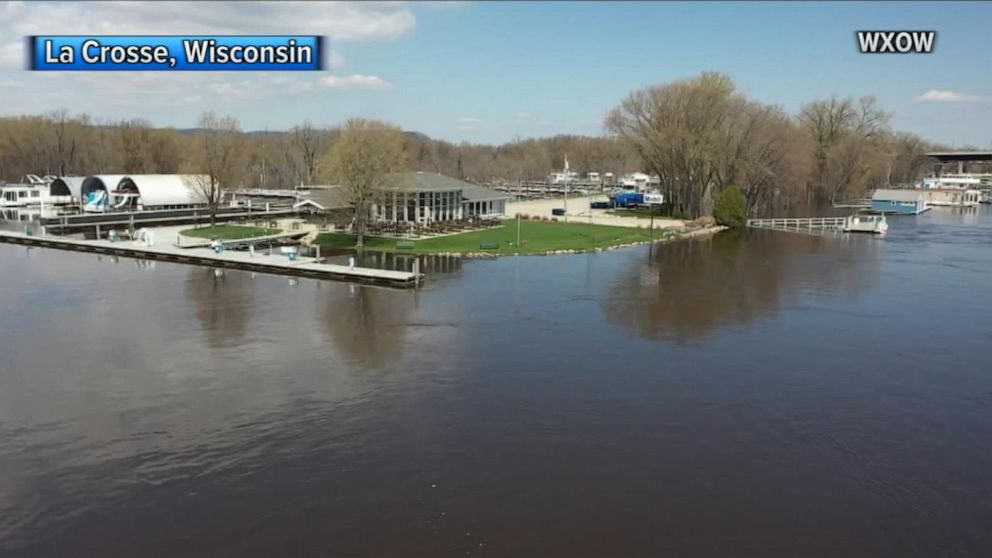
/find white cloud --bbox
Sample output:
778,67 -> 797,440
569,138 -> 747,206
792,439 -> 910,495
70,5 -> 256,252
457,116 -> 482,131
915,89 -> 991,104
320,74 -> 393,91
326,49 -> 346,71
0,1 -> 416,48
0,40 -> 21,67
417,1 -> 471,9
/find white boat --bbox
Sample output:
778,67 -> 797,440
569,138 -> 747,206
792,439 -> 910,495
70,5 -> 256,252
0,175 -> 73,208
844,214 -> 888,234
918,177 -> 982,207
0,184 -> 72,207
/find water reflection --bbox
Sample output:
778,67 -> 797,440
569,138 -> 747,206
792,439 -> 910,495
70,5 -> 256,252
603,229 -> 881,343
313,248 -> 465,275
317,285 -> 417,365
184,268 -> 256,348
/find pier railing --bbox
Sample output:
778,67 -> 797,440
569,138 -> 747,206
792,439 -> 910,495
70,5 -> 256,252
747,217 -> 846,231
832,198 -> 872,209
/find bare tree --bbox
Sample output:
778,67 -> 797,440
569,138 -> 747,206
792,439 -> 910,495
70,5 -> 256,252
189,111 -> 244,226
147,128 -> 182,173
49,109 -> 83,176
606,72 -> 738,217
322,119 -> 408,248
116,119 -> 153,173
292,121 -> 329,187
798,95 -> 891,203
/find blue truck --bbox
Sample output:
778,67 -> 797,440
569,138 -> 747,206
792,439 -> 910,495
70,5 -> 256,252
612,192 -> 644,208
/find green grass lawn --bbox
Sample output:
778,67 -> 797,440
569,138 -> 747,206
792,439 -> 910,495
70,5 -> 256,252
314,220 -> 678,255
605,207 -> 683,219
180,225 -> 282,240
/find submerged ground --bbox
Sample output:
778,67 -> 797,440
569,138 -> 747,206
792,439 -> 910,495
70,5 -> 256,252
315,220 -> 678,255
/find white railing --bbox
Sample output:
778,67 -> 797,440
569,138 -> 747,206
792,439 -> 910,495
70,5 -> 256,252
747,217 -> 846,230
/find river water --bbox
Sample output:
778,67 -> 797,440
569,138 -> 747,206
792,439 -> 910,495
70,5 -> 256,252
1,207 -> 990,556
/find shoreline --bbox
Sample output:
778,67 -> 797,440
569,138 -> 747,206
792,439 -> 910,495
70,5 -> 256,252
344,225 -> 728,259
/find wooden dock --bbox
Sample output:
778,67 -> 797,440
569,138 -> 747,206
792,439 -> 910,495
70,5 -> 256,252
747,217 -> 846,231
0,230 -> 421,289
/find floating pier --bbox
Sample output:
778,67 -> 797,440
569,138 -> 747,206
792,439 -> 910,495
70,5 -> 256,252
0,230 -> 421,289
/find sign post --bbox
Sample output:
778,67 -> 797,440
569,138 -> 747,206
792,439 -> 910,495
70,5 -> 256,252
643,193 -> 665,238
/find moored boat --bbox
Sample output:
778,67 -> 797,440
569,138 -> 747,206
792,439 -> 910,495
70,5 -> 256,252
844,214 -> 888,234
0,183 -> 72,208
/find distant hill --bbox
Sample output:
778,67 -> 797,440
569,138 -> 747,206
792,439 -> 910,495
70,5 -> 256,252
171,128 -> 430,141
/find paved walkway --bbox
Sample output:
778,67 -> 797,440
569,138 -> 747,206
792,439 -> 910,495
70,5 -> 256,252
506,195 -> 683,229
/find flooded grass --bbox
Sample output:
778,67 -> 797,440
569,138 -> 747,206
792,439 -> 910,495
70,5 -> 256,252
315,220 -> 676,255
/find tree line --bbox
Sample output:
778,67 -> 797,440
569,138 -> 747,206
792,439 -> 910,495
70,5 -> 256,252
607,72 -> 950,217
0,71 -> 964,219
0,112 -> 642,188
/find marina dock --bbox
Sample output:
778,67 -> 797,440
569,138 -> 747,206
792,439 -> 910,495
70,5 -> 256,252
40,207 -> 297,233
0,230 -> 421,289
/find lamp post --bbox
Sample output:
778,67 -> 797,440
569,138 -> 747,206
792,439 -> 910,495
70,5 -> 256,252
563,180 -> 568,224
516,212 -> 521,249
563,154 -> 570,224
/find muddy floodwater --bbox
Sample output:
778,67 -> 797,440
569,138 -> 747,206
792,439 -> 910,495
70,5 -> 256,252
1,207 -> 991,556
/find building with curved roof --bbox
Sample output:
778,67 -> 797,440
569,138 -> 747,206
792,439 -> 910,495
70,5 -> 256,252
74,174 -> 210,210
49,176 -> 87,199
80,175 -> 128,202
116,174 -> 207,209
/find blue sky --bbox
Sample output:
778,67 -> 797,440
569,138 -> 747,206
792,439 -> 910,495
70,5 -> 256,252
1,1 -> 991,146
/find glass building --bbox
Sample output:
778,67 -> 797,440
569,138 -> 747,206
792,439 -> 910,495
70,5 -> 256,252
371,172 -> 508,224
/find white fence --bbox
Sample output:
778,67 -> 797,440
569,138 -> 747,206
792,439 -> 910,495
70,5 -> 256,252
747,217 -> 846,230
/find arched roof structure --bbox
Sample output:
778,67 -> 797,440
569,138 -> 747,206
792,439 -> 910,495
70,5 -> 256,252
117,174 -> 207,207
81,175 -> 127,201
49,176 -> 87,198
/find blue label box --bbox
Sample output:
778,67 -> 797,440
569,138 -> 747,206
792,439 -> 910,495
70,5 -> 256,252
29,35 -> 323,71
